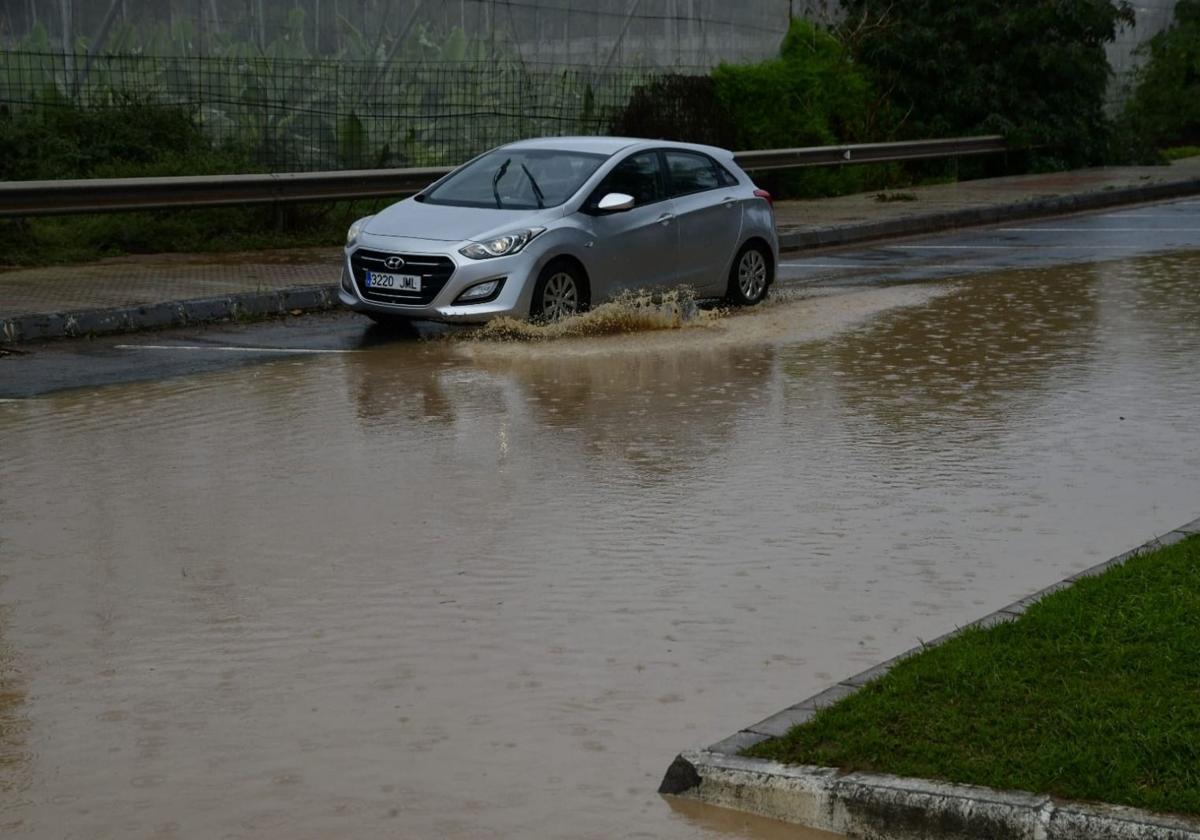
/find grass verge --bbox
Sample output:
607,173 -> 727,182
747,534 -> 1200,817
1163,146 -> 1200,162
0,200 -> 379,269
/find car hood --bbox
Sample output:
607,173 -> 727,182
365,198 -> 560,243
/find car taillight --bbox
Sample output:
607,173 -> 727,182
753,188 -> 773,208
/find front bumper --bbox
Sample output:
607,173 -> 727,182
340,234 -> 539,323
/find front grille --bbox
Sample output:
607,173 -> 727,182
350,248 -> 456,306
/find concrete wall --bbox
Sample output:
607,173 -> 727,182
1107,0 -> 1180,105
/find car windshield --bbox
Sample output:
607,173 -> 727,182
418,149 -> 608,210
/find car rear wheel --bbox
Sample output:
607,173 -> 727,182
531,260 -> 588,322
726,242 -> 772,306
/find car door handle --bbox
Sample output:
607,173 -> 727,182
658,213 -> 675,226
722,197 -> 736,208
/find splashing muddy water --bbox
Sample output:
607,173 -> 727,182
465,287 -> 720,342
2,254 -> 1200,838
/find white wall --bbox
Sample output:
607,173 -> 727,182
1107,0 -> 1180,105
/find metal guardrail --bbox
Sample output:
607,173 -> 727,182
0,135 -> 1006,218
0,167 -> 452,218
735,135 -> 1007,172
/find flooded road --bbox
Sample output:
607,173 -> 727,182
3,221 -> 1200,837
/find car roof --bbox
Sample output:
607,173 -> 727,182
500,136 -> 734,159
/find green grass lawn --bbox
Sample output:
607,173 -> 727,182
748,534 -> 1200,816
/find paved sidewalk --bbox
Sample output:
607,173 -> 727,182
0,247 -> 342,320
2,157 -> 1199,342
772,156 -> 1200,247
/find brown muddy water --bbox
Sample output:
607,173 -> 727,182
2,252 -> 1200,838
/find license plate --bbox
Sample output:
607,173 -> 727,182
365,271 -> 422,291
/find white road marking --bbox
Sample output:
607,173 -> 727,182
781,262 -> 903,268
115,344 -> 357,354
995,227 -> 1200,232
1099,212 -> 1198,218
892,244 -> 1140,250
780,261 -> 1008,270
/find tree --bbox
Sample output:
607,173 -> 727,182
840,0 -> 1135,164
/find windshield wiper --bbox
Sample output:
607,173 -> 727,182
520,163 -> 545,209
492,158 -> 511,209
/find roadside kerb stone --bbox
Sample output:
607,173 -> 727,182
777,176 -> 1200,252
0,284 -> 338,343
662,517 -> 1200,839
662,751 -> 1200,840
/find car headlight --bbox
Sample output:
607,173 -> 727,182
346,215 -> 373,246
458,228 -> 545,260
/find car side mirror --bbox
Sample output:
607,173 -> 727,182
596,192 -> 635,213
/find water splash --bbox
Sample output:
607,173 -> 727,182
465,288 -> 721,343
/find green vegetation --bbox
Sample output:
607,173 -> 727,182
0,24 -> 638,172
613,20 -> 901,197
840,0 -> 1134,167
0,102 -> 378,266
0,100 -> 246,181
711,20 -> 895,197
749,535 -> 1200,816
0,205 -> 371,268
713,22 -> 874,150
1125,0 -> 1200,151
1164,146 -> 1200,162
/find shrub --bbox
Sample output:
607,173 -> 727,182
0,99 -> 251,181
608,20 -> 888,198
0,101 -> 362,266
1124,0 -> 1200,149
712,20 -> 875,151
609,74 -> 736,148
712,20 -> 891,197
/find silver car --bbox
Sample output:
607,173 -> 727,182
339,137 -> 778,324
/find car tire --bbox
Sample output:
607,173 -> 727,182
725,242 -> 772,306
530,259 -> 589,322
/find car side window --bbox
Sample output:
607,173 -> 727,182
589,152 -> 662,209
714,161 -> 740,187
664,151 -> 722,197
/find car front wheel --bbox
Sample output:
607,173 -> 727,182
726,242 -> 772,306
531,259 -> 588,322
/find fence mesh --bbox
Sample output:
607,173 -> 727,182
0,51 -> 686,172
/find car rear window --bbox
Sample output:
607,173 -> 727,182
420,149 -> 607,210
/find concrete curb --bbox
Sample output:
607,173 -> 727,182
661,516 -> 1200,838
0,284 -> 338,344
777,176 -> 1200,251
661,751 -> 1200,840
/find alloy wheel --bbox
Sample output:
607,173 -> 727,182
541,272 -> 580,320
738,249 -> 768,302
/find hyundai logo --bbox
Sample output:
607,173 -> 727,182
384,256 -> 406,270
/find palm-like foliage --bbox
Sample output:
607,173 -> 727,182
0,9 -> 664,172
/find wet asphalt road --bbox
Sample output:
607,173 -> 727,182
3,198 -> 1199,399
1,199 -> 1199,840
